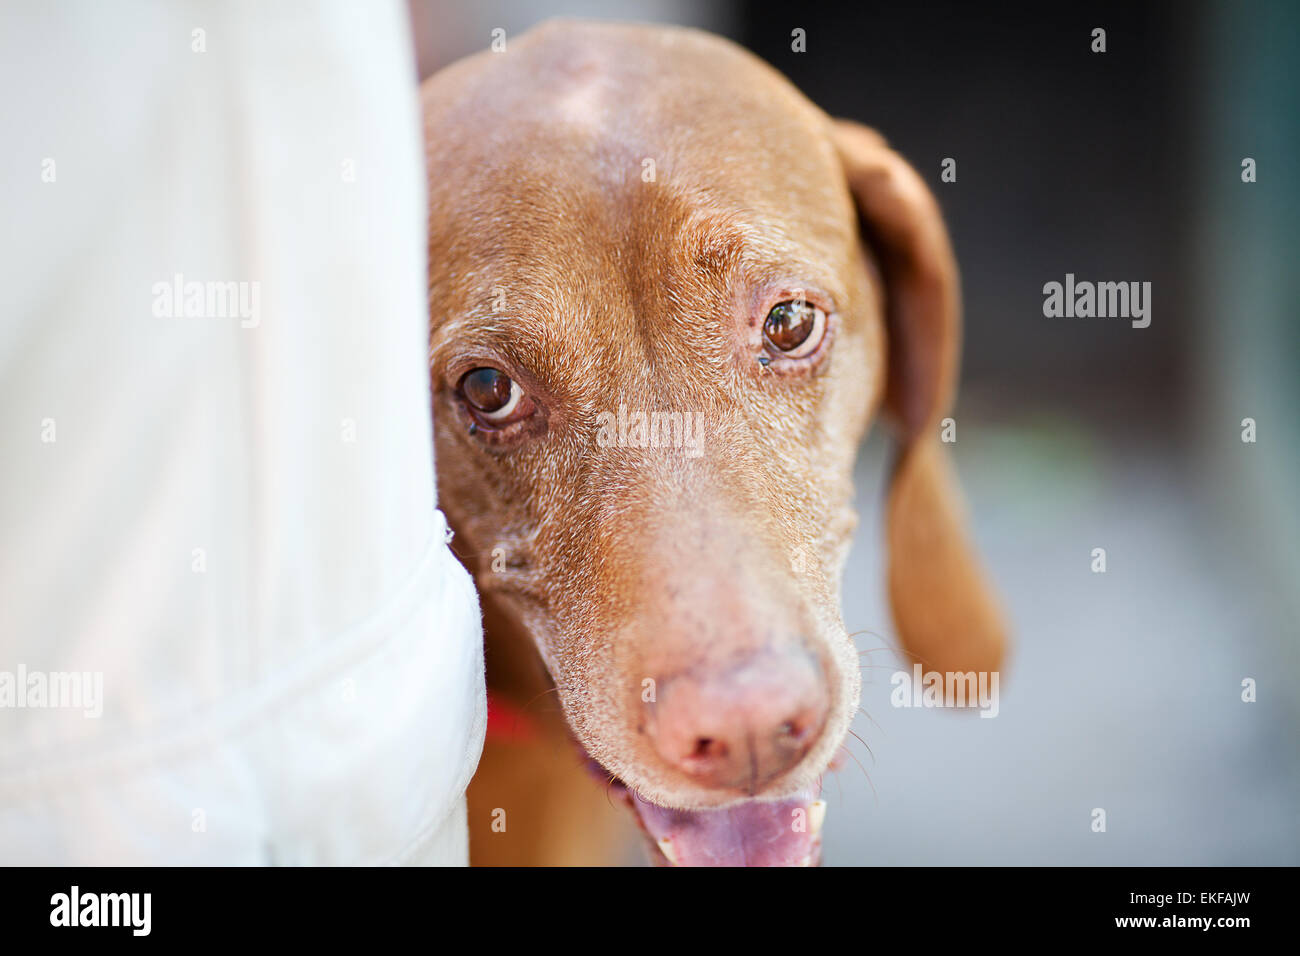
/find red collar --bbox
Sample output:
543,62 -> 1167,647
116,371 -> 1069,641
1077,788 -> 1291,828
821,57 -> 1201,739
485,690 -> 540,743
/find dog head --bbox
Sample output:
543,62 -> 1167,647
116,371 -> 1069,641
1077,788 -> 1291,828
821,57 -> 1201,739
422,20 -> 1005,865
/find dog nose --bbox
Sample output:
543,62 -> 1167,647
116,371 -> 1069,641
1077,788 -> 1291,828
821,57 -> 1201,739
645,647 -> 830,794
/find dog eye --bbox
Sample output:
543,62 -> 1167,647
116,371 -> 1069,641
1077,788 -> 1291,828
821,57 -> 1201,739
459,367 -> 523,423
763,299 -> 826,358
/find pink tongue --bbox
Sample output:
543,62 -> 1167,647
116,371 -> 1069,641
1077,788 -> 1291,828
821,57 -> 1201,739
629,789 -> 820,867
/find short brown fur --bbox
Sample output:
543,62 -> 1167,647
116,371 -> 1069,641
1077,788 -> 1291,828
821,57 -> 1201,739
422,20 -> 1007,866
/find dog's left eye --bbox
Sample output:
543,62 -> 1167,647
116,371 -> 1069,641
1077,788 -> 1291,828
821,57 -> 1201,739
459,367 -> 525,424
763,299 -> 826,358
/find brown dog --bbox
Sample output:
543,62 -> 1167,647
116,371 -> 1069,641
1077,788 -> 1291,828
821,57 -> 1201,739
421,20 -> 1006,866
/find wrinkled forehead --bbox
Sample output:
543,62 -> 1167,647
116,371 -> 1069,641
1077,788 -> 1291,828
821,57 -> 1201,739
423,26 -> 854,274
423,27 -> 861,384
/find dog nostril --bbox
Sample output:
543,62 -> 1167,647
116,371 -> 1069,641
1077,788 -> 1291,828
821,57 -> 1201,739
646,653 -> 830,790
778,720 -> 799,739
777,714 -> 818,747
691,737 -> 726,761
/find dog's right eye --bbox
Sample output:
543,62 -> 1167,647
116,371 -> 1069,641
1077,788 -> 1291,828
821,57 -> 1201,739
459,367 -> 524,423
763,299 -> 826,358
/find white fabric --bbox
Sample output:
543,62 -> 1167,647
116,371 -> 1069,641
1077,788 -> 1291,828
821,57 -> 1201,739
0,1 -> 485,864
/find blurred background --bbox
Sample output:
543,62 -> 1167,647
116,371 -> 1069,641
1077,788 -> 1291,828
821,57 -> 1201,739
411,0 -> 1299,864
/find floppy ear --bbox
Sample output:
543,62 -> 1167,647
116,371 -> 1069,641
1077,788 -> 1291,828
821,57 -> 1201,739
831,120 -> 1007,676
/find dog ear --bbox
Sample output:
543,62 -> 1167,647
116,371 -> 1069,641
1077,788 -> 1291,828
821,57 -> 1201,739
831,120 -> 1007,676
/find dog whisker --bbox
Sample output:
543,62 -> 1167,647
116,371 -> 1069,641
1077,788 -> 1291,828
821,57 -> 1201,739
519,685 -> 563,716
846,629 -> 889,642
833,741 -> 877,802
847,728 -> 876,767
603,773 -> 621,812
856,706 -> 885,738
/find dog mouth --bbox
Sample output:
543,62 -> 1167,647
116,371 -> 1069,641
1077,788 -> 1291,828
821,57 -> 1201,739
590,759 -> 825,866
